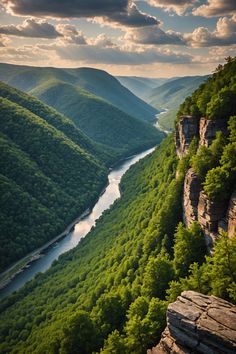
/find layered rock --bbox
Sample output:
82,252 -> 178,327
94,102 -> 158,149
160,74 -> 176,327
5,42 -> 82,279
199,118 -> 227,147
226,191 -> 236,238
183,169 -> 201,227
148,291 -> 236,354
198,191 -> 228,249
175,116 -> 199,158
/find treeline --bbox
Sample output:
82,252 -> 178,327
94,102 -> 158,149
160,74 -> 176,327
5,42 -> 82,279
178,56 -> 236,120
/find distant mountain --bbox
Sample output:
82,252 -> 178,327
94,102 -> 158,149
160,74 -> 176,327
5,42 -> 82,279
146,75 -> 209,130
0,63 -> 158,122
0,82 -> 108,271
116,76 -> 169,99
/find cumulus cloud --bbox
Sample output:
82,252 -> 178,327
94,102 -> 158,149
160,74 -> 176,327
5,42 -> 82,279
57,24 -> 87,44
3,0 -> 158,27
186,15 -> 236,47
193,0 -> 236,17
124,25 -> 186,45
0,18 -> 62,38
147,0 -> 197,15
90,34 -> 116,48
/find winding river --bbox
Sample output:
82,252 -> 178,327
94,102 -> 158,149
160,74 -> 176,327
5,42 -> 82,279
0,147 -> 155,299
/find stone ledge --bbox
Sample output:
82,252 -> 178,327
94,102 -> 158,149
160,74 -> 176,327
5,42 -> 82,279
148,291 -> 236,354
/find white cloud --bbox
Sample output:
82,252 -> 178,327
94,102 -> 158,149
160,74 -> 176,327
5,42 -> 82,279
193,0 -> 236,17
0,18 -> 62,38
186,15 -> 236,47
124,25 -> 186,45
147,0 -> 197,15
56,24 -> 87,45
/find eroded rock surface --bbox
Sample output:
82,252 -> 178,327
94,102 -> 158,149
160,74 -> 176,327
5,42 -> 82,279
148,291 -> 236,354
175,116 -> 199,158
199,117 -> 227,147
198,191 -> 228,248
183,169 -> 201,227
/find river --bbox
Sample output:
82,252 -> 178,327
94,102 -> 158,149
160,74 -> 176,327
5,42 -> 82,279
0,147 -> 155,299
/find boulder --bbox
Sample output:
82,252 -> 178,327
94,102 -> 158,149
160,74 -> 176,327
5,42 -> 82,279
148,291 -> 236,354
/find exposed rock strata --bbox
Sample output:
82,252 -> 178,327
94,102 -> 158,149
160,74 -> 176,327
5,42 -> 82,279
148,291 -> 236,354
183,169 -> 201,227
198,191 -> 228,248
199,117 -> 227,147
175,116 -> 199,158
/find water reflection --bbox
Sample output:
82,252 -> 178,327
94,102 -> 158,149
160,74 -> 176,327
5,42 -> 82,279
0,147 -> 154,299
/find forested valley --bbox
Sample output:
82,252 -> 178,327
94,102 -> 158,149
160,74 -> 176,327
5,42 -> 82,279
0,59 -> 235,354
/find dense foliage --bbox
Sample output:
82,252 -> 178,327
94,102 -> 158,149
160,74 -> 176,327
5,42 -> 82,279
0,60 -> 235,354
178,57 -> 236,120
0,136 -> 210,354
0,86 -> 108,271
0,82 -> 114,165
0,63 -> 157,122
177,58 -> 236,202
29,79 -> 163,151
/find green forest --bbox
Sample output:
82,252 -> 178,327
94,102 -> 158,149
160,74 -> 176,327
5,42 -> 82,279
0,59 -> 235,354
0,82 -> 163,271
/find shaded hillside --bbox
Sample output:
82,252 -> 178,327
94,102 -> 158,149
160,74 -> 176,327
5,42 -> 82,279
29,79 -> 163,151
0,85 -> 108,271
71,68 -> 158,122
0,63 -> 158,122
147,75 -> 209,130
0,82 -> 114,165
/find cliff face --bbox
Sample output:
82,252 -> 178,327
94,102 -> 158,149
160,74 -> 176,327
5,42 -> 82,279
182,169 -> 201,227
148,291 -> 236,354
177,115 -> 235,244
199,118 -> 227,147
175,116 -> 199,158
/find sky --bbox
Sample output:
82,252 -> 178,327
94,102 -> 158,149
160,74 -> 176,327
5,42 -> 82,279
0,0 -> 236,77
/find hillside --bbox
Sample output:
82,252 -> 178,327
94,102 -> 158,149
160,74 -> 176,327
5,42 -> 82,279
116,76 -> 169,100
0,84 -> 110,271
147,75 -> 209,130
0,82 -> 115,165
0,59 -> 235,354
0,63 -> 158,123
29,79 -> 163,151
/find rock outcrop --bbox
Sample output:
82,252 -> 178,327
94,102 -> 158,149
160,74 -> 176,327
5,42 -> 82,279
226,191 -> 236,238
176,115 -> 233,244
183,169 -> 201,227
148,291 -> 236,354
175,116 -> 199,158
199,118 -> 227,147
197,191 -> 228,249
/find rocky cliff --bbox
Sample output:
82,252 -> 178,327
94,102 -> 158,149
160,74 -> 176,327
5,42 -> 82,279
176,115 -> 235,246
148,291 -> 236,354
175,116 -> 199,158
